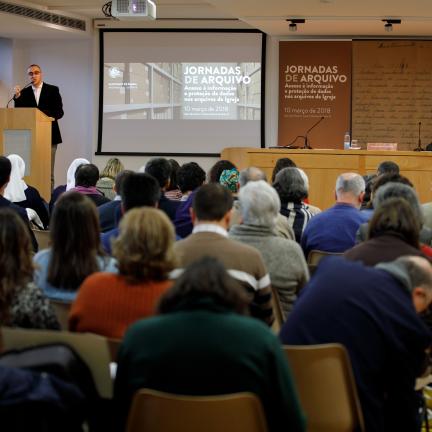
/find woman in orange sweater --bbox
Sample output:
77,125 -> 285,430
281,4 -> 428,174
69,207 -> 177,338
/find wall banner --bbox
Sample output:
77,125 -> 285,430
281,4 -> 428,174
278,41 -> 352,149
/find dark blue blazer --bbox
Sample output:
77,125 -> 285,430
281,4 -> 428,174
280,256 -> 431,432
159,195 -> 180,222
98,200 -> 122,233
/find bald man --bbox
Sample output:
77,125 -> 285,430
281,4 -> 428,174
300,172 -> 369,258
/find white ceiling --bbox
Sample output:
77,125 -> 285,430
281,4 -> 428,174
1,0 -> 432,38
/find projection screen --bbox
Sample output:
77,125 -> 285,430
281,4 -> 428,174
97,30 -> 265,155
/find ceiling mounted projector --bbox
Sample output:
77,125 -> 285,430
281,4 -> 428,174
111,0 -> 156,20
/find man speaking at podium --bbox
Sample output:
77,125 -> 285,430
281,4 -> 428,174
14,64 -> 64,189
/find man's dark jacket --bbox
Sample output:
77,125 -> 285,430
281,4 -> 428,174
14,83 -> 63,145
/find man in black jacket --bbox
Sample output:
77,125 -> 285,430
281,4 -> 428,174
14,64 -> 64,189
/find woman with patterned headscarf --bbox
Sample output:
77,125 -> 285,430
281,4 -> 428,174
219,168 -> 240,195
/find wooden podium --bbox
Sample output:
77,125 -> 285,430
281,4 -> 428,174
0,108 -> 52,201
222,147 -> 432,210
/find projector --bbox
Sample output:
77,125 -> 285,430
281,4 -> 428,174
111,0 -> 156,20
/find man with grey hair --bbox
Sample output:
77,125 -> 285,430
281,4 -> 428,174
229,180 -> 309,318
238,166 -> 267,188
230,166 -> 295,240
281,254 -> 432,431
300,172 -> 368,258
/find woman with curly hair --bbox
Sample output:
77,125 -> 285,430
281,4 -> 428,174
69,207 -> 176,338
0,208 -> 59,329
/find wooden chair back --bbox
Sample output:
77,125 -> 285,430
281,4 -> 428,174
49,299 -> 71,330
307,250 -> 343,275
32,229 -> 50,250
0,327 -> 113,398
107,337 -> 121,362
307,250 -> 343,266
270,285 -> 285,333
284,343 -> 365,432
126,389 -> 268,432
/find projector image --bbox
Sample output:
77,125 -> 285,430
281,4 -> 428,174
111,0 -> 156,20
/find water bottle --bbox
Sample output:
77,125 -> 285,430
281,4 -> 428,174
344,132 -> 351,150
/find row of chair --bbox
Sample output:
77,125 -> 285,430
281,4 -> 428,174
0,326 -> 365,431
127,343 -> 365,432
307,249 -> 343,275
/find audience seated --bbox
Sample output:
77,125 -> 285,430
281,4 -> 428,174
345,197 -> 426,265
173,162 -> 206,238
101,172 -> 160,254
114,257 -> 306,432
98,170 -> 133,233
231,167 -> 295,240
280,255 -> 432,432
174,183 -> 274,325
301,172 -> 368,258
96,157 -> 124,200
229,180 -> 309,319
0,156 -> 37,251
208,159 -> 237,183
5,154 -> 49,229
49,157 -> 89,212
10,156 -> 431,430
34,192 -> 117,302
271,157 -> 296,183
145,157 -> 180,221
273,167 -> 315,243
69,208 -> 175,338
164,158 -> 182,201
70,164 -> 110,207
0,208 -> 59,329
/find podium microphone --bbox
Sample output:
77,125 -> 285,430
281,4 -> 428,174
274,116 -> 325,149
6,82 -> 32,108
300,116 -> 325,149
414,121 -> 424,152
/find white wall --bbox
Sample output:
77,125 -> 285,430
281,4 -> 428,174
0,38 -> 13,105
265,36 -> 280,148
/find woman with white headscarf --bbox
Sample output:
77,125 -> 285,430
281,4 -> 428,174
49,157 -> 89,213
4,154 -> 49,229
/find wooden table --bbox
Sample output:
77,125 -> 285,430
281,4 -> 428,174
221,148 -> 432,210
